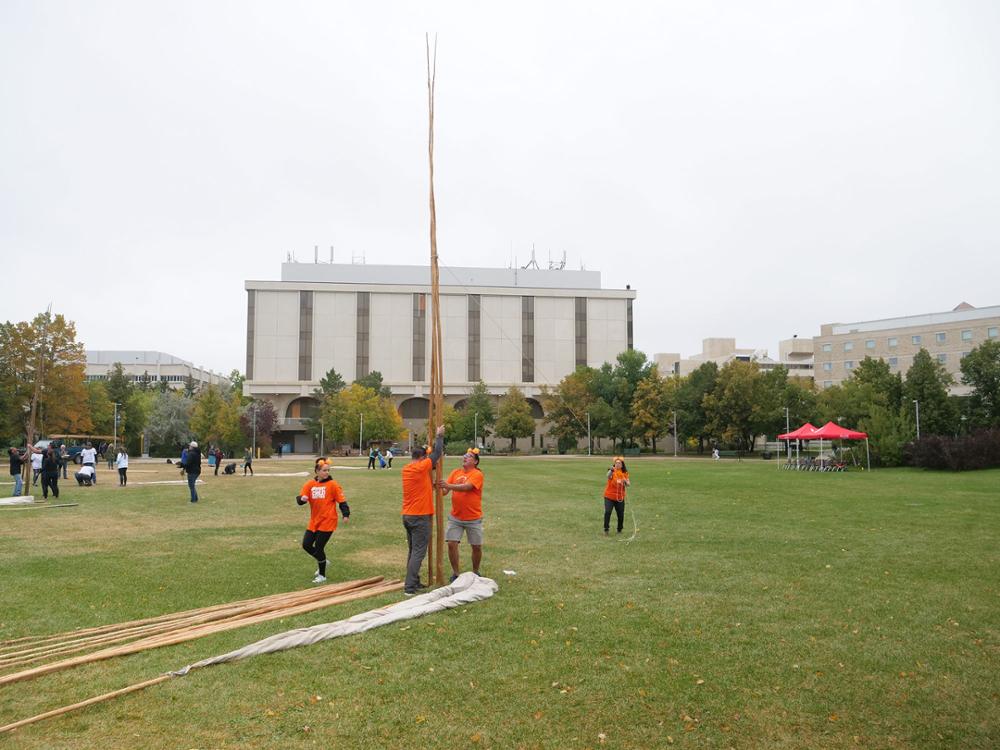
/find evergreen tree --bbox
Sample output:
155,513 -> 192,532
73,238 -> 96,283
495,386 -> 536,453
903,348 -> 956,436
960,340 -> 1000,427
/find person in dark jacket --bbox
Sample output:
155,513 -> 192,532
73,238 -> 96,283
9,447 -> 25,497
183,441 -> 202,502
40,446 -> 61,500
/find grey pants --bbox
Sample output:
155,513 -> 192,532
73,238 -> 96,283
402,515 -> 432,591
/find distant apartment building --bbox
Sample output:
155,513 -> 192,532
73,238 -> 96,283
86,351 -> 226,389
245,262 -> 636,452
655,337 -> 814,379
812,302 -> 1000,394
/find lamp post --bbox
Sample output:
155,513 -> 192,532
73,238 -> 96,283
251,402 -> 257,459
913,399 -> 921,440
673,410 -> 678,457
474,412 -> 479,448
113,402 -> 122,451
784,406 -> 791,463
586,412 -> 591,456
359,413 -> 364,457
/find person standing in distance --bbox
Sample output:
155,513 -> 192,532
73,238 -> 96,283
400,425 -> 445,595
438,447 -> 485,581
115,446 -> 129,486
603,456 -> 630,535
40,446 -> 61,500
8,447 -> 26,497
80,442 -> 98,484
297,459 -> 350,583
183,441 -> 202,502
243,447 -> 254,476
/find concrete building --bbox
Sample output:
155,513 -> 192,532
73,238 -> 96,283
86,351 -> 226,389
812,302 -> 1000,394
655,337 -> 813,379
244,262 -> 636,452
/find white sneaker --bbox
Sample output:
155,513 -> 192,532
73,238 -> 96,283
312,574 -> 327,584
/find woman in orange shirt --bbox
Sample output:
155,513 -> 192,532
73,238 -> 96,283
296,460 -> 350,583
603,457 -> 630,536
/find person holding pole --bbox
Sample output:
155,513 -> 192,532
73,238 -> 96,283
8,447 -> 25,497
603,457 -> 630,536
400,425 -> 444,595
438,447 -> 485,581
296,459 -> 350,584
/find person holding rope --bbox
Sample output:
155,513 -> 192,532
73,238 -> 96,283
297,459 -> 350,584
603,456 -> 630,536
400,425 -> 445,595
438,447 -> 485,581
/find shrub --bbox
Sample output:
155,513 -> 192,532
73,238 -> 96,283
905,429 -> 1000,471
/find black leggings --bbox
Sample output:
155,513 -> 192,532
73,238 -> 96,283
604,498 -> 624,532
41,474 -> 59,499
302,530 -> 333,574
118,468 -> 127,486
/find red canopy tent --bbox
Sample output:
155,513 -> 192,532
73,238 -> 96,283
777,423 -> 818,440
777,422 -> 871,470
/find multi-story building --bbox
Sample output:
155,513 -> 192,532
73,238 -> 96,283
655,337 -> 813,379
812,302 -> 1000,394
244,262 -> 636,452
86,351 -> 226,389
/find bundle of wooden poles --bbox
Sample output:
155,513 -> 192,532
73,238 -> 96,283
0,576 -> 401,733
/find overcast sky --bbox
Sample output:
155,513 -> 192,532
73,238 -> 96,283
2,1 -> 998,376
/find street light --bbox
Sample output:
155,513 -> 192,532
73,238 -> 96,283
586,412 -> 591,456
474,412 -> 479,448
251,401 -> 257,459
913,399 -> 921,440
113,402 -> 122,451
359,413 -> 364,457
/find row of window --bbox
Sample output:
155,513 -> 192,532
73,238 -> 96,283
85,374 -> 191,382
822,327 -> 998,353
821,351 -> 972,372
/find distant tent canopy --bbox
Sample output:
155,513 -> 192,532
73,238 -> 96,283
777,423 -> 818,441
778,421 -> 870,471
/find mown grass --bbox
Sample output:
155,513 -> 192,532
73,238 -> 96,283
1,457 -> 998,748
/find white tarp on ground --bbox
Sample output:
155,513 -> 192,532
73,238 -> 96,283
170,572 -> 498,676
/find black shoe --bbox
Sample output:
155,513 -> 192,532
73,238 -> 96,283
449,574 -> 458,584
415,583 -> 429,590
403,589 -> 417,596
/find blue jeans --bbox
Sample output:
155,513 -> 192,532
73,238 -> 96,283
187,472 -> 199,502
11,473 -> 22,496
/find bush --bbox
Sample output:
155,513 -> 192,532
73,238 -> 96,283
904,429 -> 1000,471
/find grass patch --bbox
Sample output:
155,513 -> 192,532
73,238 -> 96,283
1,457 -> 998,748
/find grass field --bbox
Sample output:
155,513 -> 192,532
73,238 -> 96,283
1,456 -> 998,749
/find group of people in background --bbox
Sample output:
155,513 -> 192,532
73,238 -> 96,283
367,446 -> 394,470
5,440 -> 136,498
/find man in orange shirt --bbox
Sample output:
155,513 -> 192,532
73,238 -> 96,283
438,448 -> 485,582
297,460 -> 350,583
400,425 -> 445,595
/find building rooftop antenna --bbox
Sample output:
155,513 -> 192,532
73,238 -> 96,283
522,243 -> 540,270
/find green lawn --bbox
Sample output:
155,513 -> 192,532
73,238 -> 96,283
1,457 -> 998,749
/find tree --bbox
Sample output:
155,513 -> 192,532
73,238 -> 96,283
675,361 -> 718,452
183,375 -> 197,397
631,366 -> 670,452
190,385 -> 226,446
903,349 -> 956,436
85,381 -> 114,436
541,367 -> 597,453
0,311 -> 89,440
960,340 -> 1000,428
321,384 -> 404,448
495,386 -> 536,453
146,390 -> 194,454
461,381 -> 496,445
354,370 -> 392,399
315,368 -> 346,398
749,365 -> 788,443
229,370 -> 249,405
240,399 -> 278,450
703,360 -> 758,450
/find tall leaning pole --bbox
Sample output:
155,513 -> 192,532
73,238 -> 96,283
23,306 -> 52,494
425,34 -> 445,585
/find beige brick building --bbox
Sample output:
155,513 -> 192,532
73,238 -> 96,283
812,302 -> 1000,394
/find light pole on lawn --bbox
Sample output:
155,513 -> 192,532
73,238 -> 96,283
474,412 -> 479,448
673,410 -> 678,457
251,402 -> 257,459
113,402 -> 122,452
586,412 -> 591,456
913,399 -> 921,440
359,413 -> 364,457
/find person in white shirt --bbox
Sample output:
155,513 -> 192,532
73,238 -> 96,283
80,442 -> 98,484
74,464 -> 96,486
115,448 -> 129,486
30,450 -> 43,486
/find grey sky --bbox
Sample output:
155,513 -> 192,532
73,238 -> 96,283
2,1 -> 998,376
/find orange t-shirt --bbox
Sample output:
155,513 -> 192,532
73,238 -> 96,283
604,469 -> 629,502
299,478 -> 347,532
447,467 -> 484,521
401,457 -> 435,516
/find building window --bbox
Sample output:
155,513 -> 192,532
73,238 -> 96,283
356,292 -> 370,379
823,362 -> 833,372
888,357 -> 898,367
468,295 -> 480,382
822,343 -> 832,352
411,293 -> 425,382
521,296 -> 534,383
844,341 -> 854,352
888,337 -> 898,348
961,351 -> 970,360
990,327 -> 998,339
961,329 -> 973,341
845,361 -> 854,370
935,332 -> 946,344
937,353 -> 947,364
575,297 -> 587,368
823,380 -> 833,388
245,290 -> 256,380
912,335 -> 922,345
298,291 -> 313,381
865,339 -> 875,349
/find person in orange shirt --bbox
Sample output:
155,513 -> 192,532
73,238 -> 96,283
603,456 -> 630,536
438,447 -> 485,582
296,460 -> 350,583
400,425 -> 445,595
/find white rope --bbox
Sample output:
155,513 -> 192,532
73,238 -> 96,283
170,572 -> 497,676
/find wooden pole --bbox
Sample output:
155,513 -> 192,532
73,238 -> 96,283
425,33 -> 445,585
